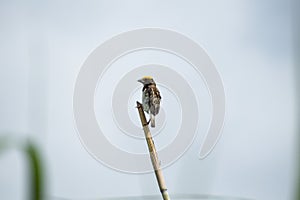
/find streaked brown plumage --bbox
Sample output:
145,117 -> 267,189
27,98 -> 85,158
138,76 -> 161,127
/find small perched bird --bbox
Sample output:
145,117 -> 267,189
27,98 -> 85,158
138,76 -> 161,127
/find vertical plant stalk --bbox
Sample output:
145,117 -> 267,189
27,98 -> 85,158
0,137 -> 44,200
25,141 -> 44,200
136,101 -> 170,200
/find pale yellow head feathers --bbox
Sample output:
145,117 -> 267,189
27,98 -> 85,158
142,76 -> 153,79
138,76 -> 155,85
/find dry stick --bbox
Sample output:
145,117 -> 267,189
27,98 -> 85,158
136,101 -> 170,200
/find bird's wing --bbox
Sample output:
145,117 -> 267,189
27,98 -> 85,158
149,86 -> 161,115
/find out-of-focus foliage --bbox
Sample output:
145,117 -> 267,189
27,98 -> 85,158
0,136 -> 44,200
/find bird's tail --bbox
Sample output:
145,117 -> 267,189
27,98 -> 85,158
150,114 -> 155,127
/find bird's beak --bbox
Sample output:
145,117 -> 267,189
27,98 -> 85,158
137,79 -> 142,83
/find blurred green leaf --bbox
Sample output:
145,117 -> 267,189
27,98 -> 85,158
0,136 -> 44,200
24,140 -> 44,200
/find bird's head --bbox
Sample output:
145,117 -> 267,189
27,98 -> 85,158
137,76 -> 155,85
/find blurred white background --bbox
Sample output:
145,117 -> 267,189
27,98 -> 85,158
0,1 -> 299,200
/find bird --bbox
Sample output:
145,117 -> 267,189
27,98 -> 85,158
138,76 -> 161,127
